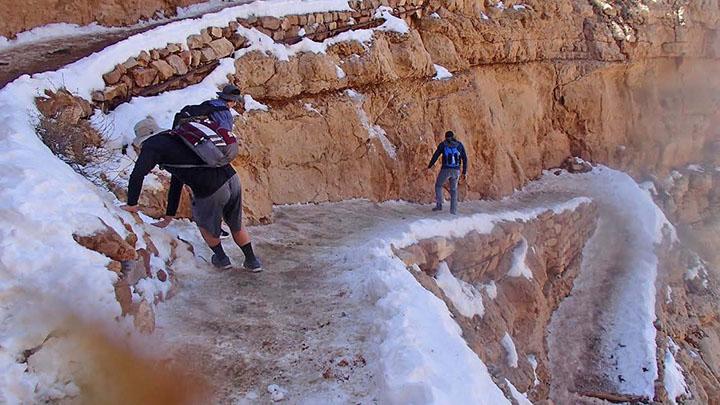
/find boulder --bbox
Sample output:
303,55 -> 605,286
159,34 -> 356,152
187,34 -> 205,49
131,67 -> 158,87
200,47 -> 217,63
151,60 -> 175,81
73,224 -> 137,262
166,54 -> 189,75
208,38 -> 235,58
102,64 -> 126,85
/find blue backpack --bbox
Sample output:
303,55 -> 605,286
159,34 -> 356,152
443,142 -> 461,168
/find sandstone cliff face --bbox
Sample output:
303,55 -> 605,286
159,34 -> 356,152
224,0 -> 719,224
0,0 -> 206,38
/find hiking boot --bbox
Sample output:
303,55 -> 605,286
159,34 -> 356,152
243,257 -> 263,273
432,206 -> 442,212
211,253 -> 232,269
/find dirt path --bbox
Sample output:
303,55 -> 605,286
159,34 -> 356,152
156,201 -> 434,403
0,0 -> 254,87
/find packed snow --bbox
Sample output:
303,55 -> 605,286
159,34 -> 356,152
435,262 -> 485,318
501,333 -> 519,368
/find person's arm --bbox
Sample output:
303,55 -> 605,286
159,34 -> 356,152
126,147 -> 159,207
165,175 -> 184,217
428,143 -> 443,169
460,143 -> 468,176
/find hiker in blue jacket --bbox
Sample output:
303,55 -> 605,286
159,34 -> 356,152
427,131 -> 468,215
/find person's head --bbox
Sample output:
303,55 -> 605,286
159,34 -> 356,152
217,84 -> 242,108
445,130 -> 455,140
133,116 -> 163,149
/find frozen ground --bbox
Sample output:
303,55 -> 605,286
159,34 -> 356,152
0,0 -> 256,86
152,166 -> 672,403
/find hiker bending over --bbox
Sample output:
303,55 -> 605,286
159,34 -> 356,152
121,116 -> 262,272
427,130 -> 468,215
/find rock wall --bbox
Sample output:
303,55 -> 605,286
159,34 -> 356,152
393,200 -> 598,401
0,0 -> 207,39
92,0 -> 433,109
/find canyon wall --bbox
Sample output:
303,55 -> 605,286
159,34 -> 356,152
216,0 -> 719,223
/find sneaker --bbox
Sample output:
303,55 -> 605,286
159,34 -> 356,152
432,206 -> 442,212
211,253 -> 232,269
243,257 -> 263,273
220,230 -> 230,239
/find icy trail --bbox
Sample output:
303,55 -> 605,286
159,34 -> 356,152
155,167 -> 671,403
0,0 -> 256,87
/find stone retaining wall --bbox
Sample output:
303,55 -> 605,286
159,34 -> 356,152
394,200 -> 598,401
92,0 -> 438,110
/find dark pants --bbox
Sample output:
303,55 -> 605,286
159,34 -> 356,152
435,168 -> 460,214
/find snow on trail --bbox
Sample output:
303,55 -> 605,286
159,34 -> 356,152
532,167 -> 674,401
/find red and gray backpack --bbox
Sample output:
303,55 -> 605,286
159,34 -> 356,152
165,120 -> 238,168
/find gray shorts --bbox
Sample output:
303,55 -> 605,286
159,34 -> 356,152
191,175 -> 243,237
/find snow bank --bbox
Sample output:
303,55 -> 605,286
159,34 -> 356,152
435,262 -> 485,318
343,197 -> 592,403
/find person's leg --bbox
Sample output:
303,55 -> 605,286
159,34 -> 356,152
192,183 -> 231,268
231,229 -> 251,246
449,170 -> 460,214
434,169 -> 449,210
223,175 -> 262,271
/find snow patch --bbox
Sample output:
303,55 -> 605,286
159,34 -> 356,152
244,94 -> 269,112
508,238 -> 533,279
267,384 -> 288,402
501,333 -> 519,368
435,262 -> 485,318
664,339 -> 689,404
335,65 -> 347,79
345,90 -> 397,159
374,7 -> 410,34
482,281 -> 498,300
528,355 -> 540,386
433,64 -> 453,80
505,379 -> 533,405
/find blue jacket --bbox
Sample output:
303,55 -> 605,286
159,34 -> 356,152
206,99 -> 235,131
428,139 -> 468,175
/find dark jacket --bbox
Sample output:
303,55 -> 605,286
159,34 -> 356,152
428,139 -> 468,175
206,99 -> 234,131
127,132 -> 235,216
